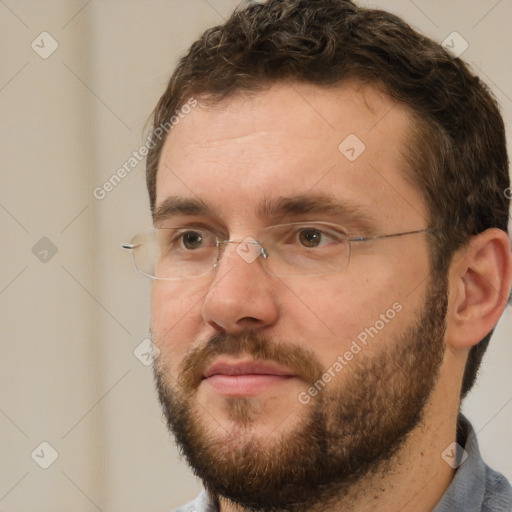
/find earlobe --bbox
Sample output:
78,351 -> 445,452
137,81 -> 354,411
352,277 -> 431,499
445,228 -> 512,350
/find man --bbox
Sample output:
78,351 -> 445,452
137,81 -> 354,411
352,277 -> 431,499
123,0 -> 512,510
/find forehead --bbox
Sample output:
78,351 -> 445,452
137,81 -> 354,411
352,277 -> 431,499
155,82 -> 427,230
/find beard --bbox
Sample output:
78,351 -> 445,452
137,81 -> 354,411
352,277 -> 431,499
153,274 -> 448,512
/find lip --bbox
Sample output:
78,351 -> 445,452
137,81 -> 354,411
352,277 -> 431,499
202,359 -> 297,396
204,359 -> 296,378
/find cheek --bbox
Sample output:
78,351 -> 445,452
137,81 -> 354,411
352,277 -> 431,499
150,280 -> 208,360
279,263 -> 425,363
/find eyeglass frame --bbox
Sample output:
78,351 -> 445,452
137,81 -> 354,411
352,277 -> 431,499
122,221 -> 434,280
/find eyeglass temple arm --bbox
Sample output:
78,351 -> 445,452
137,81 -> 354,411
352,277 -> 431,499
348,228 -> 433,243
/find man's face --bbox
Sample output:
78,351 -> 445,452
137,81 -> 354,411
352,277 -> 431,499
151,83 -> 447,509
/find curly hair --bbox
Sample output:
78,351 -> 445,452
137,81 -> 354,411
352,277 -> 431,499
146,0 -> 510,398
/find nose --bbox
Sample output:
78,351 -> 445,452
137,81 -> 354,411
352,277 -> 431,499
202,240 -> 279,333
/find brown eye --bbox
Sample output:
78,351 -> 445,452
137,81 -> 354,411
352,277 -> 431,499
298,229 -> 322,248
181,231 -> 204,250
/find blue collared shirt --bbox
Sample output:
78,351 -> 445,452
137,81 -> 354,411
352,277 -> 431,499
173,416 -> 512,512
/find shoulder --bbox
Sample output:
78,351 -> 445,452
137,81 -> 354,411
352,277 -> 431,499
434,415 -> 512,512
482,463 -> 512,512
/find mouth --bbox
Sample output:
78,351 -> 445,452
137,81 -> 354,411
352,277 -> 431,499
202,359 -> 298,396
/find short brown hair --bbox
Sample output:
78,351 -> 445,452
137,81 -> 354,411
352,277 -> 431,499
146,0 -> 510,397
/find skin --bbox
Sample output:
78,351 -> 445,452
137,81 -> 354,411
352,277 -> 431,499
150,82 -> 512,511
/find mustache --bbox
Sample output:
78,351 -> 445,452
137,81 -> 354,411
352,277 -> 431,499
179,331 -> 324,392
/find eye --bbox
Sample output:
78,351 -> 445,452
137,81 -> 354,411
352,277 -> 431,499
298,228 -> 323,248
178,231 -> 206,250
159,227 -> 217,252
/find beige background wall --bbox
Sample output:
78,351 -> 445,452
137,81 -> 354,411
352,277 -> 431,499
0,1 -> 510,510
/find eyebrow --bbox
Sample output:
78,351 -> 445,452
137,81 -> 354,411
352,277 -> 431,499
153,194 -> 379,234
257,194 -> 379,235
257,194 -> 375,221
153,196 -> 213,224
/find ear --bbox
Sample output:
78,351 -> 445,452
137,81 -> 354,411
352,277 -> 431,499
445,228 -> 512,350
